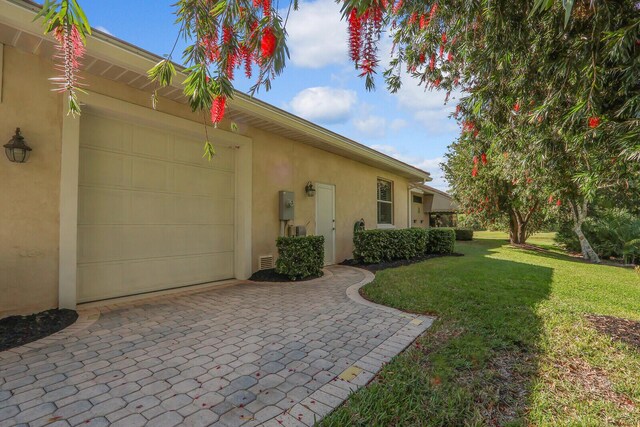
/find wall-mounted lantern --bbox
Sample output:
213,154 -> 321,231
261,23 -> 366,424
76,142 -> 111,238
305,181 -> 316,197
4,128 -> 32,163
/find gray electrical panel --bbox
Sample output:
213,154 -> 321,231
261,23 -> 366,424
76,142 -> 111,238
279,191 -> 295,220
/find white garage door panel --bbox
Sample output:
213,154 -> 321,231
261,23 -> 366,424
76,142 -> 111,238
78,224 -> 234,263
77,252 -> 234,302
78,188 -> 235,225
78,112 -> 236,302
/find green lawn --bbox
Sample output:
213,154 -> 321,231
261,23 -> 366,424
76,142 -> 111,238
321,231 -> 640,426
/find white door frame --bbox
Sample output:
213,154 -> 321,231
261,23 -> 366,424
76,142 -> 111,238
315,182 -> 336,265
58,91 -> 253,309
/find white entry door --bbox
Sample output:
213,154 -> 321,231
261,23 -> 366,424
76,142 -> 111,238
316,183 -> 336,265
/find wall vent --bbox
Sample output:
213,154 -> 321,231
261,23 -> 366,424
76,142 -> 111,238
258,255 -> 274,270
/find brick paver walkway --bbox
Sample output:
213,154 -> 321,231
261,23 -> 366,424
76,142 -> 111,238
0,266 -> 433,426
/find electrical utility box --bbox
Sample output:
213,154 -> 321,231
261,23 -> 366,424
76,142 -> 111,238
279,191 -> 295,220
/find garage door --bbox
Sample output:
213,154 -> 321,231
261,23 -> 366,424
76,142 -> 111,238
77,112 -> 235,302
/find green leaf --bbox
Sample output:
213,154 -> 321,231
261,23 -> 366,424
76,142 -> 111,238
562,0 -> 575,27
203,141 -> 216,161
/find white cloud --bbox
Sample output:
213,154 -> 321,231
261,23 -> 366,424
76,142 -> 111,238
95,26 -> 112,35
389,118 -> 408,131
375,35 -> 461,135
370,144 -> 449,191
353,115 -> 387,138
289,87 -> 357,124
284,0 -> 349,68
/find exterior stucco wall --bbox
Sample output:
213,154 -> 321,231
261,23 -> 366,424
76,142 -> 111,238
247,127 -> 410,270
0,46 -> 63,317
1,44 -> 413,315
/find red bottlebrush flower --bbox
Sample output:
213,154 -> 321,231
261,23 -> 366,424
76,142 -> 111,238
429,3 -> 438,21
472,167 -> 478,177
429,54 -> 436,71
447,52 -> 453,62
441,33 -> 447,44
463,121 -> 475,133
419,52 -> 426,64
548,195 -> 554,204
588,116 -> 601,128
481,153 -> 487,165
409,12 -> 418,25
223,26 -> 233,45
433,78 -> 441,87
253,0 -> 260,7
262,0 -> 271,17
453,76 -> 460,86
210,96 -> 226,124
454,105 -> 461,117
202,33 -> 219,63
513,102 -> 520,113
348,9 -> 362,63
241,45 -> 253,78
381,0 -> 389,9
419,14 -> 428,29
52,24 -> 85,92
225,51 -> 237,80
261,27 -> 277,59
556,199 -> 562,207
473,155 -> 478,165
392,0 -> 403,14
439,45 -> 445,58
473,129 -> 479,138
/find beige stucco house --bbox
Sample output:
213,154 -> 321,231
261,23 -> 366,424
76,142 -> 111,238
0,0 -> 430,317
409,183 -> 458,228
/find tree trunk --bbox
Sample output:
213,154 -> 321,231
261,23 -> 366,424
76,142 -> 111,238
509,209 -> 528,245
570,199 -> 600,263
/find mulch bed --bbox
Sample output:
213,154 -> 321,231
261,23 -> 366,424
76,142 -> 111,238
341,253 -> 464,273
249,268 -> 323,283
586,314 -> 640,350
0,309 -> 78,352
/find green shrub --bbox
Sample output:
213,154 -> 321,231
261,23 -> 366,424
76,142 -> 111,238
353,228 -> 428,263
275,236 -> 324,280
454,228 -> 474,241
555,208 -> 640,261
623,239 -> 640,265
353,227 -> 456,263
427,228 -> 456,254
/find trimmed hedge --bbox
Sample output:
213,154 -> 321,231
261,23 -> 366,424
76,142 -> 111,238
275,236 -> 324,280
353,227 -> 454,264
453,228 -> 474,241
427,228 -> 456,254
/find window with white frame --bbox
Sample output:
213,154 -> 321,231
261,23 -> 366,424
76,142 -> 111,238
377,178 -> 393,225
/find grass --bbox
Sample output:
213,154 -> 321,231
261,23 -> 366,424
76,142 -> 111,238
320,231 -> 640,426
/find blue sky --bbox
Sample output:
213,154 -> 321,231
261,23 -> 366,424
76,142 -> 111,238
81,0 -> 460,190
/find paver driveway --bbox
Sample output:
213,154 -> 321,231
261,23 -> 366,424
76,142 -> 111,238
0,266 -> 433,426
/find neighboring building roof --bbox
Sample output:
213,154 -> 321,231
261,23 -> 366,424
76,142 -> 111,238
0,0 -> 431,182
410,183 -> 458,212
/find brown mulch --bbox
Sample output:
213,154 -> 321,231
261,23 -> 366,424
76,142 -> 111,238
0,309 -> 78,352
341,252 -> 464,273
586,314 -> 640,351
248,268 -> 323,282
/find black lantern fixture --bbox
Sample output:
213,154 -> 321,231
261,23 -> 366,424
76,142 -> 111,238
305,181 -> 316,197
4,128 -> 32,163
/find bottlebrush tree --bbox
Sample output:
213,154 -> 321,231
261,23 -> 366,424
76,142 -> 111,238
443,132 -> 553,245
